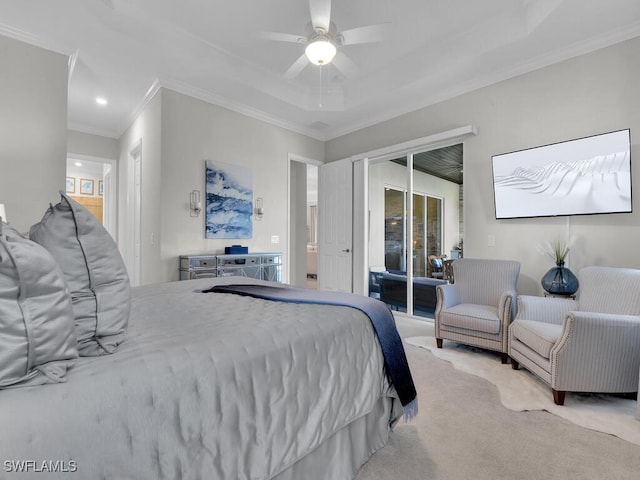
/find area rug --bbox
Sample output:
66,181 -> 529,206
406,336 -> 640,446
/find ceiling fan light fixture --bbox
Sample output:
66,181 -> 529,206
305,39 -> 336,65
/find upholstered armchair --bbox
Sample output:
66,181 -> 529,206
509,266 -> 640,405
435,258 -> 521,363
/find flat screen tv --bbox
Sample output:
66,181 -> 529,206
492,129 -> 631,219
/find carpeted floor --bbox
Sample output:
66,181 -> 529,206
355,316 -> 640,480
406,335 -> 640,446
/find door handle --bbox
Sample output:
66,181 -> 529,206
342,248 -> 351,253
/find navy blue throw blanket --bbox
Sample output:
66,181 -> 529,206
203,284 -> 418,421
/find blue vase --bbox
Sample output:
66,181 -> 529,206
541,262 -> 579,296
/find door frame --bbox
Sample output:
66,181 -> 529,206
66,153 -> 118,240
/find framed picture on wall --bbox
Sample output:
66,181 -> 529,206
80,178 -> 94,195
204,160 -> 253,239
66,177 -> 75,193
98,180 -> 104,196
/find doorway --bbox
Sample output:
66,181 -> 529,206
66,155 -> 117,239
306,164 -> 318,289
288,154 -> 322,289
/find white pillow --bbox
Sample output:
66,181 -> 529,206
0,221 -> 78,388
30,192 -> 130,356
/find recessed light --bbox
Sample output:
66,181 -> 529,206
95,97 -> 108,106
74,161 -> 82,167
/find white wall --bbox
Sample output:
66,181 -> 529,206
327,36 -> 640,295
368,161 -> 459,270
0,35 -> 68,232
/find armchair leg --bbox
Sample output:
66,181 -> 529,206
500,353 -> 508,364
436,338 -> 443,349
552,389 -> 566,406
511,359 -> 520,370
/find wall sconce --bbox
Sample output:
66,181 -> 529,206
190,190 -> 201,217
0,204 -> 6,223
255,197 -> 264,221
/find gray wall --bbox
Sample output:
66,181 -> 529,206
5,31 -> 638,294
118,91 -> 163,285
0,35 -> 68,233
0,29 -> 324,286
326,36 -> 640,295
118,88 -> 324,284
67,130 -> 119,160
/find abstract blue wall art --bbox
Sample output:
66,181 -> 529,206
205,160 -> 253,238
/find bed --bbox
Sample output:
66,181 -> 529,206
1,276 -> 411,479
1,193 -> 415,479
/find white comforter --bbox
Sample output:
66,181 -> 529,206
0,278 -> 400,479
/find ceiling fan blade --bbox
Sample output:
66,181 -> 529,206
340,23 -> 390,45
309,0 -> 331,33
283,54 -> 310,80
331,51 -> 358,78
258,31 -> 306,43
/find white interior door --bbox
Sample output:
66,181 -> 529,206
318,158 -> 352,292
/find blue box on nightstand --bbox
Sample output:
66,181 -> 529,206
225,245 -> 248,254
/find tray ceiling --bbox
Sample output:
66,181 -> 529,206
2,0 -> 640,140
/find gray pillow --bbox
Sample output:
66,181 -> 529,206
0,221 -> 78,388
30,192 -> 130,356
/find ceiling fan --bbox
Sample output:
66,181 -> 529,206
260,0 -> 389,80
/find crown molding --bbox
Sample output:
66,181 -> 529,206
157,77 -> 326,142
67,48 -> 80,89
0,23 -> 72,55
324,23 -> 640,141
5,17 -> 639,145
114,78 -> 163,138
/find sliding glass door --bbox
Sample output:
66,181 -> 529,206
369,146 -> 460,319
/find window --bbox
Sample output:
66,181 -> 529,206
383,188 -> 442,277
384,187 -> 405,272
